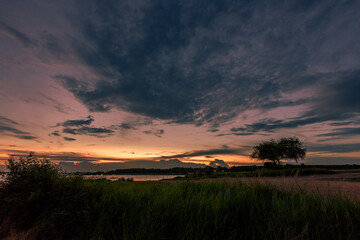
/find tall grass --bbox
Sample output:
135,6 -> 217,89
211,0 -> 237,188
1,154 -> 359,239
1,178 -> 360,239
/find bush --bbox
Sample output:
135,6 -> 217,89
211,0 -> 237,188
0,153 -> 64,230
0,153 -> 91,238
4,152 -> 62,189
263,162 -> 277,169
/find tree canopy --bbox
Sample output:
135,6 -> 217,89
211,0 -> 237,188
250,137 -> 306,165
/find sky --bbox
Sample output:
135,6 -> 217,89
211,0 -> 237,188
0,0 -> 360,172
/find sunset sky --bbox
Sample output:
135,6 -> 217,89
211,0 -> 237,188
1,0 -> 360,172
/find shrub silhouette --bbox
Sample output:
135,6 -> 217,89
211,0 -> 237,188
4,152 -> 61,191
263,162 -> 277,169
0,152 -> 90,238
1,153 -> 63,225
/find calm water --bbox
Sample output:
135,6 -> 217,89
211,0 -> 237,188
83,174 -> 184,181
0,174 -> 184,182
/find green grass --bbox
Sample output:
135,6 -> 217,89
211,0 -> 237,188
1,155 -> 359,239
1,177 -> 360,240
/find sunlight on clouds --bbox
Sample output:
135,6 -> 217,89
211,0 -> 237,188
0,0 -> 360,170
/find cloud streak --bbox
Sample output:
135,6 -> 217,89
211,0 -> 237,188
0,22 -> 34,48
64,137 -> 76,141
53,116 -> 114,138
308,143 -> 360,154
143,129 -> 164,138
161,147 -> 247,159
60,115 -> 94,127
62,127 -> 114,137
316,128 -> 360,138
0,116 -> 37,140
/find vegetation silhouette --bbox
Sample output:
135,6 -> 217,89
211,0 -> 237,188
2,152 -> 360,239
5,152 -> 61,186
250,137 -> 306,167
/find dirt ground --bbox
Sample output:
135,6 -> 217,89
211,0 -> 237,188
199,173 -> 360,200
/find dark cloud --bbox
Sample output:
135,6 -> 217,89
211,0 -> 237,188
315,71 -> 360,115
0,22 -> 34,48
231,120 -> 277,134
229,118 -> 321,135
53,116 -> 114,138
329,122 -> 357,127
294,70 -> 360,130
64,137 -> 76,141
0,125 -> 29,135
62,128 -> 77,135
119,123 -> 136,130
12,135 -> 37,140
117,118 -> 153,131
143,129 -> 164,138
63,126 -> 114,137
38,30 -> 68,61
55,75 -> 112,112
0,116 -> 18,125
0,0 -> 358,129
228,108 -> 360,136
233,73 -> 360,135
49,0 -> 359,127
207,129 -> 219,133
60,115 -> 94,127
50,130 -> 61,136
155,129 -> 165,138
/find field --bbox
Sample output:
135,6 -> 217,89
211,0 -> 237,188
188,171 -> 360,201
1,168 -> 360,239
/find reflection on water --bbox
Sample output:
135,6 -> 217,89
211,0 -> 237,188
0,174 -> 184,182
83,174 -> 184,182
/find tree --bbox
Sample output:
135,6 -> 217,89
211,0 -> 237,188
250,137 -> 306,166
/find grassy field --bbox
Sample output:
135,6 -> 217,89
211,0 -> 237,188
184,167 -> 338,180
1,176 -> 360,240
1,156 -> 360,239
